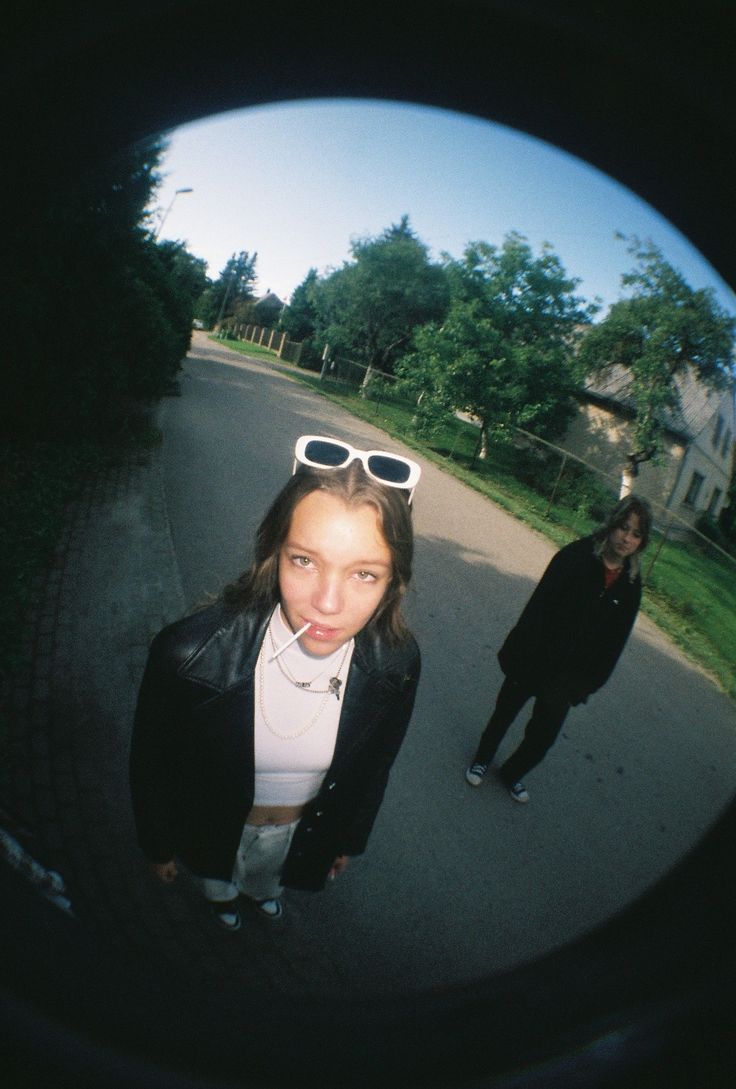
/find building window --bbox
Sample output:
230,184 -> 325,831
707,488 -> 722,518
722,429 -> 732,459
684,471 -> 705,507
713,414 -> 723,449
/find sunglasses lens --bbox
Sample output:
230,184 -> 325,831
366,454 -> 412,484
304,439 -> 350,467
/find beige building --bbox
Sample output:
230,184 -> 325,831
563,365 -> 735,530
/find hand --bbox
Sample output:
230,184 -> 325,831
150,859 -> 178,884
328,855 -> 349,880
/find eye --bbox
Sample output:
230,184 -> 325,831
291,554 -> 313,569
354,569 -> 378,582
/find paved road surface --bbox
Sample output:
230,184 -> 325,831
153,333 -> 736,995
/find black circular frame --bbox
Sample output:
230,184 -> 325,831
2,3 -> 735,1088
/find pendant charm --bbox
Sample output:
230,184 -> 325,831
329,677 -> 342,700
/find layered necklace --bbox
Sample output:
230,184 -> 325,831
269,625 -> 350,700
257,610 -> 352,740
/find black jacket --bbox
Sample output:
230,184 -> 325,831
129,601 -> 420,891
498,536 -> 641,705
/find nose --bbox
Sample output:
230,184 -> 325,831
311,573 -> 342,616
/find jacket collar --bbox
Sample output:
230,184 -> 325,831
178,601 -> 394,695
180,604 -> 269,693
177,601 -> 399,772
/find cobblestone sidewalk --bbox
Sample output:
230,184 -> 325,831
0,433 -> 355,995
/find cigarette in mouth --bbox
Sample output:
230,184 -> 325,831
268,622 -> 311,661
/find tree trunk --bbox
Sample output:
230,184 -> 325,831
620,447 -> 655,498
619,467 -> 635,498
360,362 -> 375,398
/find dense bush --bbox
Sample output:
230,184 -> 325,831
506,445 -> 616,522
3,137 -> 205,440
696,512 -> 732,552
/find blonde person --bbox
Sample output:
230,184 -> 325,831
130,436 -> 421,929
466,495 -> 651,803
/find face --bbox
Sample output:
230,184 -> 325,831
278,490 -> 393,656
608,512 -> 643,560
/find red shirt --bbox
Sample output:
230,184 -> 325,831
603,564 -> 623,591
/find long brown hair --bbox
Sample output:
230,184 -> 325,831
592,494 -> 653,579
222,462 -> 415,644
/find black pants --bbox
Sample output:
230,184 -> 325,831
473,676 -> 570,784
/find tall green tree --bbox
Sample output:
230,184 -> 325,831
577,236 -> 736,490
313,216 -> 450,385
280,269 -> 319,341
278,269 -> 322,368
396,232 -> 596,454
198,250 -> 258,330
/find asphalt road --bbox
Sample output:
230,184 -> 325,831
158,333 -> 736,996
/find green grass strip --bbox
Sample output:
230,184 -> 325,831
260,354 -> 736,701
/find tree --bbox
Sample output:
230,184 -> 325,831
277,269 -> 322,368
151,241 -> 209,363
578,236 -> 736,493
313,216 -> 450,387
280,268 -> 319,342
198,250 -> 258,330
396,232 -> 596,455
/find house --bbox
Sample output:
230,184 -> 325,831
252,290 -> 284,327
562,364 -> 735,529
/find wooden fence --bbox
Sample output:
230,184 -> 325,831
221,323 -> 303,365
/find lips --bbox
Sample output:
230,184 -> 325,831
305,621 -> 340,640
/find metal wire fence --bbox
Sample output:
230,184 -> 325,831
318,353 -> 735,567
207,334 -> 734,693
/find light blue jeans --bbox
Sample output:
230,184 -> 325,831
193,820 -> 299,903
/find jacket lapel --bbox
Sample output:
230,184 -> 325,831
179,605 -> 394,776
328,637 -> 393,774
183,607 -> 269,694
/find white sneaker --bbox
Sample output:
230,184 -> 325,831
211,904 -> 242,931
465,762 -> 488,786
256,897 -> 283,919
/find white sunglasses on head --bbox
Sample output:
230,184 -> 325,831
293,435 -> 421,504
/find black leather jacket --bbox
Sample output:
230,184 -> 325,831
130,601 -> 420,891
498,536 -> 641,705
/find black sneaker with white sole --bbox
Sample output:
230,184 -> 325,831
508,780 -> 530,803
465,762 -> 488,786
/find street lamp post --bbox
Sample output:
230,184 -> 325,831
154,186 -> 193,239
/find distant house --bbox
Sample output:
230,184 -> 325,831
562,364 -> 735,529
252,290 -> 284,328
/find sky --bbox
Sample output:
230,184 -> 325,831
150,98 -> 736,317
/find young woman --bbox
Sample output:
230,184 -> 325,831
130,436 -> 421,930
465,495 -> 652,802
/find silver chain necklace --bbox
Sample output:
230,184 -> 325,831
267,624 -> 349,701
258,637 -> 350,740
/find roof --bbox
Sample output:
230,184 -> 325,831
256,291 -> 284,308
581,364 -> 736,441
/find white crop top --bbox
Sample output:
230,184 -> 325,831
253,606 -> 354,806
